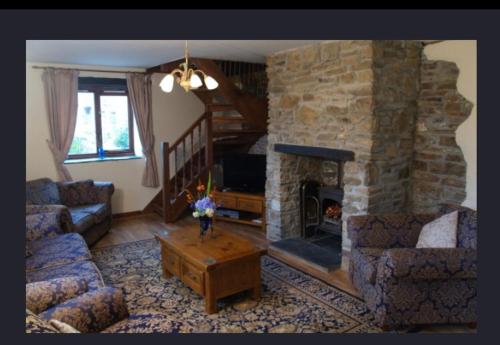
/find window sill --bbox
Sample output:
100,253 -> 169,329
64,155 -> 143,165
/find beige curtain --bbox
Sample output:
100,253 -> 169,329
42,68 -> 79,181
126,73 -> 159,187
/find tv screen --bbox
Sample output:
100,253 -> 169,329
222,154 -> 266,193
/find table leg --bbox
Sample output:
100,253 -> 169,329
205,295 -> 218,314
251,283 -> 261,300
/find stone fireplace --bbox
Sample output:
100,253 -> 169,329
265,40 -> 422,269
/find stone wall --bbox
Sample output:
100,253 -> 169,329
265,40 -> 376,253
265,40 -> 472,263
411,58 -> 473,212
369,41 -> 421,213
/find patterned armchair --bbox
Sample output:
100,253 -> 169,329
26,178 -> 115,246
347,204 -> 477,330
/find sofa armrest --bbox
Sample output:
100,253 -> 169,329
39,287 -> 129,333
26,204 -> 72,233
377,247 -> 477,281
26,212 -> 65,241
93,181 -> 114,204
348,213 -> 437,249
26,276 -> 88,314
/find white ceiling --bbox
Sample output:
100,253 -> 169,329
26,40 -> 326,68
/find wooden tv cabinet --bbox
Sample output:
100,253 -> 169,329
212,190 -> 266,231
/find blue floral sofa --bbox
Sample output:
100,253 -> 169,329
25,208 -> 182,333
347,204 -> 477,330
26,178 -> 114,246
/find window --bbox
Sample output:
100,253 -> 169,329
68,77 -> 136,160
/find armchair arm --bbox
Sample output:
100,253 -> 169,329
39,287 -> 129,333
26,212 -> 65,241
26,204 -> 72,233
93,181 -> 114,204
26,276 -> 88,314
377,247 -> 477,281
348,213 -> 436,249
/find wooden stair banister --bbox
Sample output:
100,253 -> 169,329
159,111 -> 214,223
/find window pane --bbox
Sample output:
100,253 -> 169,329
100,95 -> 130,151
69,92 -> 97,155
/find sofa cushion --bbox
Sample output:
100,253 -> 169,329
26,212 -> 63,241
70,210 -> 96,233
26,309 -> 59,333
26,178 -> 61,205
351,247 -> 385,284
416,211 -> 458,248
39,287 -> 129,333
26,260 -> 105,291
26,233 -> 91,272
70,203 -> 108,224
439,204 -> 477,249
26,276 -> 89,314
58,180 -> 96,207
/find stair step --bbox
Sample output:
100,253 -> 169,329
151,203 -> 163,217
208,104 -> 235,112
213,129 -> 265,138
214,137 -> 260,145
212,116 -> 246,125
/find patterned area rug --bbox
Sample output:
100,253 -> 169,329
92,238 -> 381,333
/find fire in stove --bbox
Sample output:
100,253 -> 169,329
325,202 -> 342,221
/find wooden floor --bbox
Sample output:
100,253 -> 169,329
94,212 -> 474,333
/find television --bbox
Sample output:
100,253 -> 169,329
222,154 -> 266,193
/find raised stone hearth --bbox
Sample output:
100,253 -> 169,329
264,40 -> 472,270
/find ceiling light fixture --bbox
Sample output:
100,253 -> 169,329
159,40 -> 219,93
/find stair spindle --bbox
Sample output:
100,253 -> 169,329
190,133 -> 194,181
174,147 -> 178,196
198,122 -> 202,174
183,137 -> 186,189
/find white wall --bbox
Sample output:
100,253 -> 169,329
424,41 -> 477,210
26,62 -> 204,213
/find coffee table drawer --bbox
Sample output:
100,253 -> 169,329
162,247 -> 180,276
181,261 -> 205,295
237,198 -> 262,213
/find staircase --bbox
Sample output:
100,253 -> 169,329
145,58 -> 268,223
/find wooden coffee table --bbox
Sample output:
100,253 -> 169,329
155,226 -> 266,314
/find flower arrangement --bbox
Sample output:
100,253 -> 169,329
185,172 -> 217,237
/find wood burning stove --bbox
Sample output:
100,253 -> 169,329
300,160 -> 344,238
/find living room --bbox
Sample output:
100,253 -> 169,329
25,38 -> 477,334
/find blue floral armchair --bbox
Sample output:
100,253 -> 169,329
26,178 -> 115,246
347,204 -> 477,329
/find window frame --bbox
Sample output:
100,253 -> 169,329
67,77 -> 135,160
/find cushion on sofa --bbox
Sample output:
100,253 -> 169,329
70,210 -> 96,233
26,309 -> 59,333
39,287 -> 129,333
26,233 -> 91,271
26,260 -> 105,291
439,204 -> 477,249
26,276 -> 89,314
26,178 -> 61,205
350,247 -> 385,284
58,180 -> 97,207
70,203 -> 108,224
416,211 -> 458,248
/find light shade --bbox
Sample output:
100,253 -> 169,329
204,75 -> 218,90
189,73 -> 203,88
159,74 -> 174,93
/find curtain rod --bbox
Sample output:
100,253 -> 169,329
31,65 -> 146,74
